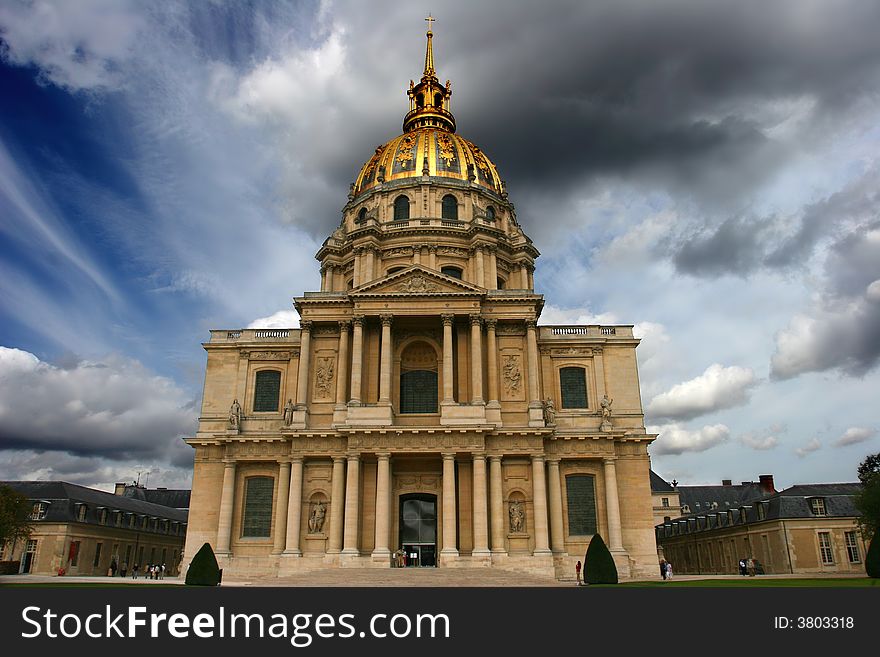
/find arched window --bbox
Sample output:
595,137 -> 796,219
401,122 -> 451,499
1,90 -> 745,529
496,277 -> 505,289
394,195 -> 410,221
416,93 -> 424,108
434,93 -> 442,107
559,366 -> 588,408
440,266 -> 462,279
566,474 -> 597,535
242,476 -> 274,538
441,194 -> 458,220
253,370 -> 281,412
387,266 -> 406,275
357,207 -> 367,223
486,206 -> 496,221
399,342 -> 438,413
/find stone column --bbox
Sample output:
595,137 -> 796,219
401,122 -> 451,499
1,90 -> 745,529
526,320 -> 541,406
475,246 -> 486,287
325,264 -> 335,292
216,460 -> 236,555
441,314 -> 455,403
327,456 -> 346,553
603,457 -> 624,552
519,262 -> 529,289
428,245 -> 437,270
364,246 -> 376,283
469,314 -> 484,404
485,319 -> 499,404
531,455 -> 552,555
441,453 -> 458,557
489,455 -> 505,553
372,453 -> 391,559
413,246 -> 422,265
342,454 -> 360,554
320,266 -> 328,292
378,315 -> 393,404
472,453 -> 490,556
272,460 -> 291,554
487,247 -> 498,290
546,458 -> 566,554
295,321 -> 312,407
353,248 -> 363,287
335,321 -> 350,408
349,316 -> 364,405
527,264 -> 534,290
284,457 -> 304,556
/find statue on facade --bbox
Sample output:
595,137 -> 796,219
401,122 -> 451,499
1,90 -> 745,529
228,398 -> 241,432
542,397 -> 556,425
283,399 -> 294,426
600,394 -> 613,431
508,501 -> 525,533
309,501 -> 326,533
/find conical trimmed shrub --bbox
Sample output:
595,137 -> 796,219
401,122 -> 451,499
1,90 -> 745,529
866,535 -> 880,578
185,542 -> 222,586
584,533 -> 618,584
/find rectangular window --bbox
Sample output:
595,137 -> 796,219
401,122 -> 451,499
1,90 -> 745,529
845,531 -> 860,563
125,545 -> 132,563
242,476 -> 274,538
77,505 -> 87,522
253,370 -> 281,412
30,502 -> 48,520
818,532 -> 834,565
810,498 -> 826,516
559,367 -> 588,409
93,542 -> 103,568
661,497 -> 669,507
565,474 -> 597,535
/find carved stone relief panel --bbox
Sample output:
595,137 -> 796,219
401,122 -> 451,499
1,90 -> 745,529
313,355 -> 336,401
500,351 -> 525,401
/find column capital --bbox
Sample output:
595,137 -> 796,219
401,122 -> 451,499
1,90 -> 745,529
484,318 -> 497,331
277,458 -> 292,466
346,452 -> 361,462
291,455 -> 304,465
485,244 -> 497,254
441,313 -> 455,326
488,454 -> 503,464
530,453 -> 545,464
222,458 -> 237,466
352,315 -> 365,327
603,456 -> 618,465
469,313 -> 483,326
338,320 -> 351,332
376,451 -> 391,460
428,244 -> 438,254
379,314 -> 394,327
546,457 -> 561,466
300,320 -> 313,332
471,451 -> 487,462
525,319 -> 538,330
331,455 -> 347,464
441,452 -> 457,461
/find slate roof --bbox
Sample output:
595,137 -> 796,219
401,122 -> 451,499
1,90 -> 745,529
2,481 -> 188,530
675,482 -> 766,515
121,486 -> 191,510
650,470 -> 675,493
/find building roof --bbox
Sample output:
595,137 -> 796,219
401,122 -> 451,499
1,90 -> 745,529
650,470 -> 676,493
675,482 -> 766,515
120,485 -> 190,510
2,481 -> 188,526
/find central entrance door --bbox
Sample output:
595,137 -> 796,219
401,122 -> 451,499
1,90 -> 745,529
399,493 -> 437,567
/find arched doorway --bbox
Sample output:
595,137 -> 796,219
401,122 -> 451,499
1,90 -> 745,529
399,493 -> 437,567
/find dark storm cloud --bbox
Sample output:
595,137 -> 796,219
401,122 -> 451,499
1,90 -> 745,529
672,215 -> 767,277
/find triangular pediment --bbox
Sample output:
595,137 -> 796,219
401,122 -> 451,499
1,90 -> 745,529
350,265 -> 485,297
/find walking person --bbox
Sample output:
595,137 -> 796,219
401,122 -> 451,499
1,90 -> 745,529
665,561 -> 673,580
575,560 -> 582,586
660,559 -> 667,580
132,563 -> 139,579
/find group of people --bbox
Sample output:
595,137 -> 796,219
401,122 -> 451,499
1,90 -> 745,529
108,562 -> 167,579
659,559 -> 673,580
738,557 -> 761,576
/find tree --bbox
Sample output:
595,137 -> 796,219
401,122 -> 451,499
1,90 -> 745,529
185,542 -> 222,586
0,485 -> 33,552
866,533 -> 880,579
855,452 -> 880,543
584,533 -> 618,585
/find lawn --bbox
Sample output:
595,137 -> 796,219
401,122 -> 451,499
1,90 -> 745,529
601,578 -> 878,588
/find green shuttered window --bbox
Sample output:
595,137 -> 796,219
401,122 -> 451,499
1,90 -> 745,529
242,476 -> 274,538
400,370 -> 438,413
253,370 -> 281,412
566,474 -> 597,535
560,366 -> 588,408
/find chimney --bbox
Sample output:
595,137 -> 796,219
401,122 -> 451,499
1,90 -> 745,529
759,474 -> 776,494
114,483 -> 126,496
722,479 -> 732,486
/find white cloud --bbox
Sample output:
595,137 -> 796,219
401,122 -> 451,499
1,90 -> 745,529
247,310 -> 300,329
646,363 -> 758,421
538,304 -> 619,326
833,426 -> 876,447
649,423 -> 730,455
0,346 -> 196,461
794,437 -> 822,457
739,433 -> 779,450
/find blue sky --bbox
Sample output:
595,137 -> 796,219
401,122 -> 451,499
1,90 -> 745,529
1,0 -> 879,492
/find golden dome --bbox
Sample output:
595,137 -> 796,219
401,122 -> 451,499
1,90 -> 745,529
352,19 -> 504,199
353,129 -> 504,197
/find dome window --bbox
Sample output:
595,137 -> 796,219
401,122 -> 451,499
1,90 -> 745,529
486,206 -> 496,221
441,194 -> 458,220
441,266 -> 462,280
394,196 -> 410,221
357,207 -> 367,223
416,93 -> 424,108
434,93 -> 442,107
496,277 -> 505,290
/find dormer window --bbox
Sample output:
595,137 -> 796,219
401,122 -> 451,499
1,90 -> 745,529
757,502 -> 767,520
76,504 -> 87,522
809,497 -> 827,516
30,502 -> 49,520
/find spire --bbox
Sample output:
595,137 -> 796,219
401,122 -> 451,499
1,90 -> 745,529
403,15 -> 455,133
424,14 -> 436,77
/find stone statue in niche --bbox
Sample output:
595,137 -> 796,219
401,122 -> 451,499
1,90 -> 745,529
542,397 -> 556,425
282,399 -> 294,426
502,355 -> 522,395
508,501 -> 525,533
309,501 -> 326,533
228,398 -> 241,432
600,394 -> 614,431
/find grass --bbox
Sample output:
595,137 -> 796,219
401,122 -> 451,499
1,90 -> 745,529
593,578 -> 879,588
0,582 -> 180,588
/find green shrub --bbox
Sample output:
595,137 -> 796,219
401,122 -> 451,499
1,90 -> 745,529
866,535 -> 880,578
185,542 -> 222,586
584,533 -> 618,584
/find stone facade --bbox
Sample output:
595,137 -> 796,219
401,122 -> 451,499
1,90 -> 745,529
183,26 -> 658,580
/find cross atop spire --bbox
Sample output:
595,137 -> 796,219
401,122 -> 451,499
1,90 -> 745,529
423,14 -> 436,77
425,13 -> 435,32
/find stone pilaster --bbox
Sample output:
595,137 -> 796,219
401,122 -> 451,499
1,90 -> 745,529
215,460 -> 236,556
378,315 -> 393,405
441,453 -> 458,558
348,316 -> 364,406
546,458 -> 566,554
526,320 -> 544,427
531,455 -> 552,555
472,453 -> 490,557
489,456 -> 505,553
469,314 -> 484,404
485,318 -> 501,425
272,460 -> 291,554
441,314 -> 455,403
603,457 -> 625,552
283,457 -> 304,556
327,456 -> 346,554
341,454 -> 360,555
372,453 -> 391,560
